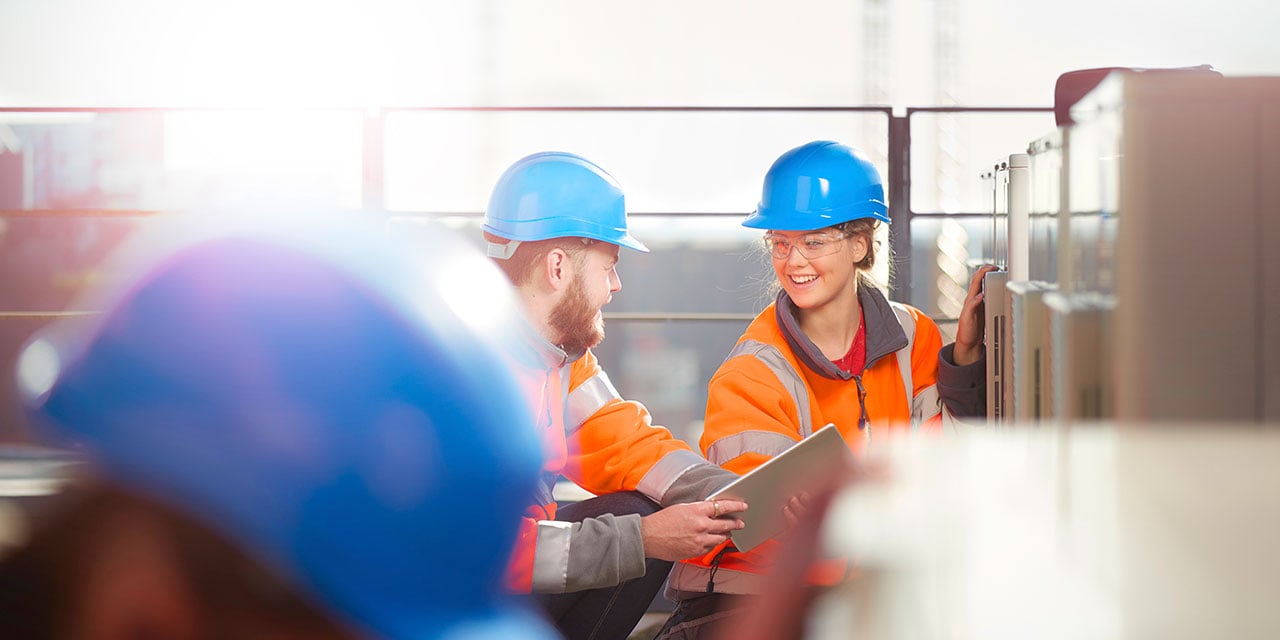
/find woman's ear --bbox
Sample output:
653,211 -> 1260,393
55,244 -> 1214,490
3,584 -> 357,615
851,235 -> 869,264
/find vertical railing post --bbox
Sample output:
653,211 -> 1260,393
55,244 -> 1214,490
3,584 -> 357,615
362,109 -> 385,212
887,111 -> 912,302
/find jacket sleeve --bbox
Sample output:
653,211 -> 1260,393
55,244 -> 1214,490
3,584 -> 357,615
901,306 -> 985,426
937,342 -> 987,418
562,350 -> 735,505
700,354 -> 804,475
505,513 -> 648,594
904,307 -> 945,425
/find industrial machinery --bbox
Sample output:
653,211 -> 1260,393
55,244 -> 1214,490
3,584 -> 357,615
983,71 -> 1280,424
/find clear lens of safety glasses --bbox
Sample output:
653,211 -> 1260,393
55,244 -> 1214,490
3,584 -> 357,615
764,232 -> 847,260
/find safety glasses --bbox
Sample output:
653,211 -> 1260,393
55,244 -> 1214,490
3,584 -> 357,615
763,231 -> 848,261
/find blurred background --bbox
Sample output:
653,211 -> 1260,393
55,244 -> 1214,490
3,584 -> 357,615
3,0 -> 1273,445
3,3 -> 1279,638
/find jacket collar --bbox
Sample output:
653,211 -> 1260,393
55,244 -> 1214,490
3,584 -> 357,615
774,285 -> 909,381
514,316 -> 582,371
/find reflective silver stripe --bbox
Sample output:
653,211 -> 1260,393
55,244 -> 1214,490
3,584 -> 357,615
705,430 -> 799,465
942,403 -> 977,433
636,449 -> 706,502
915,383 -> 941,422
533,473 -> 556,508
726,340 -> 814,437
566,370 -> 621,434
890,303 -> 918,431
531,520 -> 573,592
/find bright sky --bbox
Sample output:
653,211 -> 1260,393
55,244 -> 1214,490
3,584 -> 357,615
0,0 -> 1274,107
1,0 -> 1274,217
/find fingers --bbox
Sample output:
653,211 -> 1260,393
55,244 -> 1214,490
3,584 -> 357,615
969,264 -> 999,296
691,525 -> 737,554
793,492 -> 812,509
955,265 -> 1000,366
782,503 -> 800,528
967,264 -> 998,304
708,498 -> 748,517
643,505 -> 741,561
709,516 -> 745,534
703,499 -> 747,533
782,493 -> 809,528
963,265 -> 999,311
646,500 -> 751,559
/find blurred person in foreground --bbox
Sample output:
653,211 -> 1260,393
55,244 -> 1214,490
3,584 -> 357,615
482,152 -> 746,640
0,218 -> 558,639
659,141 -> 994,638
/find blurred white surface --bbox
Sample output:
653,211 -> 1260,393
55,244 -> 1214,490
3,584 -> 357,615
812,425 -> 1280,639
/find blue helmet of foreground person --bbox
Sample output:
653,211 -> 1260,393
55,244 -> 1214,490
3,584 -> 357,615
743,140 -> 891,231
483,151 -> 649,256
15,220 -> 556,640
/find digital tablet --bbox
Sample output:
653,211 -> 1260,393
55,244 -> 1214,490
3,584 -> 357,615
707,423 -> 851,552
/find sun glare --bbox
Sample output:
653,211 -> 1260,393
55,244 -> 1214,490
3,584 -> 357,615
162,110 -> 364,210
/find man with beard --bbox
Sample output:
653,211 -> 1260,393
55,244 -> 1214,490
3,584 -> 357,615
483,151 -> 748,640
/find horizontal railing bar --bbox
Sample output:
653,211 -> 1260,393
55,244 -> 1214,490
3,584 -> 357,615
0,311 -> 100,318
0,209 -> 159,217
1,104 -> 1050,115
906,106 -> 1054,114
0,209 -> 1009,219
1,310 -> 970,326
0,105 -> 894,113
604,312 -> 756,322
387,210 -> 750,218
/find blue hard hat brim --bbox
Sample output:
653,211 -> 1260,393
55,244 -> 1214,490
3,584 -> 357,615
742,203 -> 891,230
482,219 -> 649,253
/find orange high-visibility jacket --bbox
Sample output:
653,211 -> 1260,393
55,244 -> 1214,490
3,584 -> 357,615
668,287 -> 985,596
503,321 -> 736,594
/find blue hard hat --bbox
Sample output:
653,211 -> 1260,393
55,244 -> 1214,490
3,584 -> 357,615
484,151 -> 649,253
16,219 -> 556,640
743,140 -> 890,230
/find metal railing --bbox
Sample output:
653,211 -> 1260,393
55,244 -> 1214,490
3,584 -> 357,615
1,103 -> 1053,308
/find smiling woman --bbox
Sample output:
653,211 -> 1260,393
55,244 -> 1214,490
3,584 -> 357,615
659,140 -> 995,640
